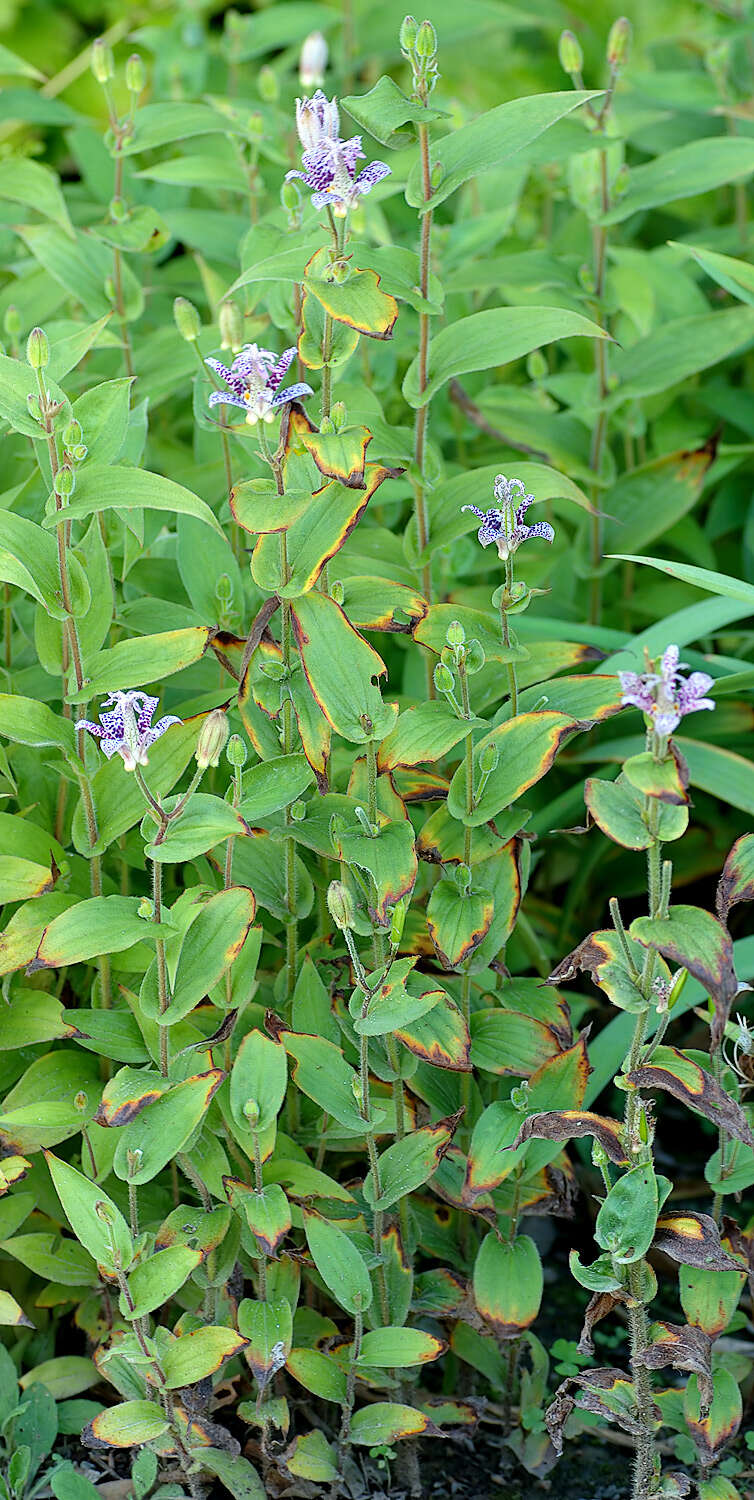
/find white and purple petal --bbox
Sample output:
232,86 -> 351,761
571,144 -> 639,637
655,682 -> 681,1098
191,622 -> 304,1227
267,347 -> 297,391
271,381 -> 314,408
208,390 -> 247,411
353,160 -> 391,196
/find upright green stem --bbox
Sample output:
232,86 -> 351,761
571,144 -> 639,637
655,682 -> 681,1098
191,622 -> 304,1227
251,1129 -> 268,1301
588,106 -> 614,625
330,1306 -> 362,1499
111,149 -> 135,380
459,659 -> 474,1144
500,558 -> 519,716
413,117 -> 435,639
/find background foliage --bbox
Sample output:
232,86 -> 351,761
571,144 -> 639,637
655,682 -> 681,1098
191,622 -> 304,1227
0,0 -> 753,1496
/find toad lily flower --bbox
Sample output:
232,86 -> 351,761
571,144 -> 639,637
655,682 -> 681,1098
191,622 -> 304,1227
462,475 -> 555,561
286,90 -> 391,216
205,344 -> 312,426
619,645 -> 715,738
81,691 -> 180,771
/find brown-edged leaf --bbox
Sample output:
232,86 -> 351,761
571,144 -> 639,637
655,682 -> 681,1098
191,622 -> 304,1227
625,1045 -> 754,1148
635,1321 -> 713,1414
512,1110 -> 628,1164
716,833 -> 754,922
630,906 -> 738,1050
654,1211 -> 744,1270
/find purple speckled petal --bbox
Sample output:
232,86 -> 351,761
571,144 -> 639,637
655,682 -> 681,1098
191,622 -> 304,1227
267,347 -> 297,392
654,710 -> 681,736
523,521 -> 555,544
208,390 -> 248,410
353,160 -> 391,195
80,719 -> 104,739
301,143 -> 336,192
461,505 -> 486,521
476,508 -> 504,547
271,381 -> 314,407
514,497 -> 532,527
144,715 -> 181,746
99,737 -> 125,759
136,695 -> 159,735
311,188 -> 341,209
285,167 -> 317,189
341,135 -> 365,173
683,671 -> 715,701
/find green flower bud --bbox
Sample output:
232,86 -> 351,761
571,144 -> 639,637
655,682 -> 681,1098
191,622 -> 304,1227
26,327 -> 49,370
454,862 -> 471,892
259,658 -> 286,681
606,16 -> 631,69
95,1199 -> 116,1224
110,196 -> 128,221
219,300 -> 244,352
445,619 -> 465,649
3,306 -> 20,339
330,401 -> 347,431
330,260 -> 350,285
91,38 -> 115,85
526,349 -> 548,382
329,812 -> 347,852
71,443 -> 88,463
125,52 -> 146,93
290,799 -> 306,822
126,1148 -> 143,1175
319,415 -> 336,435
464,638 -> 485,674
399,14 -> 418,53
430,161 -> 443,190
591,1138 -> 609,1168
511,1081 -> 529,1112
104,275 -> 116,304
258,65 -> 278,102
415,19 -> 437,58
173,296 -> 201,343
558,29 -> 583,76
329,578 -> 344,605
578,263 -> 596,295
613,164 -> 630,198
138,896 -> 154,919
226,735 -> 248,772
215,573 -> 232,604
390,898 -> 408,947
74,1091 -> 88,1111
478,742 -> 499,775
433,662 -> 455,695
281,179 -> 302,215
327,879 -> 355,932
196,708 -> 230,769
62,418 -> 83,450
54,465 -> 76,500
243,1098 -> 261,1128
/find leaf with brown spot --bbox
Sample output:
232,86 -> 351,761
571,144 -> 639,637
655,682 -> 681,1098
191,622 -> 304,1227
0,1155 -> 31,1195
623,744 -> 690,805
630,906 -> 738,1049
340,576 -> 427,634
86,1401 -> 170,1449
473,1232 -> 543,1339
526,1034 -> 591,1112
448,710 -> 595,827
716,832 -> 754,922
470,1008 -> 569,1078
393,768 -> 448,803
546,1369 -> 658,1457
297,422 -> 374,488
654,1212 -> 743,1270
394,991 -> 471,1071
548,928 -> 661,1014
291,591 -> 396,745
378,700 -> 487,772
224,1179 -> 292,1258
161,1327 -> 249,1390
577,1290 -> 628,1357
304,248 -> 399,339
635,1321 -> 713,1413
684,1368 -> 742,1467
625,1045 -> 754,1147
512,1110 -> 628,1164
426,877 -> 494,969
229,478 -> 310,536
94,1067 -> 168,1128
336,817 -> 417,927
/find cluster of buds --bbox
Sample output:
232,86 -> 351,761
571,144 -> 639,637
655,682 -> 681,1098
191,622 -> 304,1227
400,15 -> 439,100
433,619 -> 485,715
558,16 -> 630,82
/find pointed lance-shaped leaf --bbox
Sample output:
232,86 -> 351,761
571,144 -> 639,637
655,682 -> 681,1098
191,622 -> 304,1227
716,833 -> 754,922
511,1110 -> 629,1164
624,1045 -> 754,1148
629,906 -> 737,1050
654,1211 -> 744,1271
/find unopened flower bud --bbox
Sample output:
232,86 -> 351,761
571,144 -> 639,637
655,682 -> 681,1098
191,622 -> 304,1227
138,896 -> 154,919
104,275 -> 116,304
95,1199 -> 116,1224
527,350 -> 547,381
244,1098 -> 260,1128
330,261 -> 350,284
215,573 -> 232,605
578,263 -> 596,295
607,16 -> 631,69
126,53 -> 146,93
219,300 -> 243,352
319,415 -> 336,435
415,19 -> 437,58
299,30 -> 328,88
4,306 -> 20,339
258,65 -> 278,102
330,401 -> 346,431
126,1148 -> 143,1175
478,742 -> 499,775
446,620 -> 465,649
54,465 -> 76,500
62,418 -> 83,450
71,443 -> 88,462
290,799 -> 306,822
196,709 -> 230,769
173,296 -> 201,343
281,179 -> 302,216
613,164 -> 630,198
433,662 -> 454,695
329,812 -> 347,852
430,161 -> 443,190
390,898 -> 408,947
110,196 -> 127,221
330,578 -> 344,605
327,880 -> 355,931
91,38 -> 115,85
226,733 -> 247,769
558,30 -> 583,76
454,864 -> 471,896
26,327 -> 49,370
399,14 -> 418,53
247,112 -> 264,142
511,1081 -> 529,1112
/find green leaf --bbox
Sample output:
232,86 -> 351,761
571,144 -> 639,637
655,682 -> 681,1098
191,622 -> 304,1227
303,1211 -> 373,1314
473,1234 -> 543,1335
230,1029 -> 287,1133
161,1326 -> 247,1388
348,1402 -> 437,1445
119,102 -> 244,156
684,1368 -> 742,1466
342,76 -> 448,147
357,1327 -> 445,1368
630,906 -> 736,1041
252,469 -> 396,598
403,305 -> 608,408
674,240 -> 754,308
121,1247 -> 202,1319
19,1356 -> 97,1399
290,592 -> 396,743
448,711 -> 590,827
286,1348 -> 347,1403
601,445 -> 716,564
145,795 -> 251,863
717,834 -> 754,921
607,553 -> 754,607
238,1297 -> 293,1387
303,249 -> 398,339
595,1165 -> 659,1264
585,776 -> 661,851
228,1180 -> 291,1256
613,308 -> 754,401
604,137 -> 754,224
45,1153 -> 133,1272
239,755 -> 315,821
378,702 -> 487,770
0,694 -> 76,755
405,90 -> 602,209
281,1031 -> 366,1132
191,1450 -> 265,1500
679,1262 -> 746,1340
112,1071 -> 223,1184
363,1119 -> 459,1209
87,1401 -> 170,1447
0,157 -> 72,232
67,626 -> 210,702
0,857 -> 54,903
32,897 -> 155,969
158,888 -> 256,1025
427,878 -> 494,969
337,818 -> 417,925
47,464 -> 223,536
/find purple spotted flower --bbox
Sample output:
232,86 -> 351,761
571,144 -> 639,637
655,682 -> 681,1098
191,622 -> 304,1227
462,475 -> 555,562
80,691 -> 180,771
619,645 -> 715,738
205,344 -> 312,426
286,90 -> 390,216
